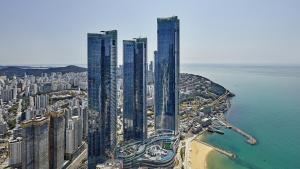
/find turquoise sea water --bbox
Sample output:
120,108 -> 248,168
181,64 -> 300,169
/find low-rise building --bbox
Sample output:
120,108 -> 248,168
201,118 -> 212,127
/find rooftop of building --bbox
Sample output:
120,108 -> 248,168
87,30 -> 117,36
48,110 -> 64,118
8,137 -> 22,143
157,16 -> 178,21
96,159 -> 122,169
117,129 -> 179,166
20,116 -> 49,128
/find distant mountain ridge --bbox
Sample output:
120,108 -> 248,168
0,65 -> 87,77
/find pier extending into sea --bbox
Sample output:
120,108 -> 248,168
211,90 -> 257,145
217,118 -> 257,145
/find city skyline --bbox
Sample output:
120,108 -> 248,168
0,1 -> 299,169
0,0 -> 299,65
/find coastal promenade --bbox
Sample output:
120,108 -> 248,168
183,136 -> 197,169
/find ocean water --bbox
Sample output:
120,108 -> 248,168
181,64 -> 300,169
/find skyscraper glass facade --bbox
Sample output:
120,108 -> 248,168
87,30 -> 117,168
123,38 -> 147,142
155,16 -> 180,134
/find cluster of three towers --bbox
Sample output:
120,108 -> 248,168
87,16 -> 179,168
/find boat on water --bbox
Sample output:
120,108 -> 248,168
207,126 -> 224,135
214,129 -> 224,135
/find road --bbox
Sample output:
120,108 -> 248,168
66,148 -> 87,169
174,142 -> 183,169
207,90 -> 229,107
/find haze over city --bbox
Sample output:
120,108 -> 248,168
0,0 -> 299,65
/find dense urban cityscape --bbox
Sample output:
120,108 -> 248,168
0,16 -> 254,169
1,1 -> 299,169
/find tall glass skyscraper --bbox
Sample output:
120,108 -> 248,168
87,30 -> 117,168
155,16 -> 180,134
123,38 -> 147,142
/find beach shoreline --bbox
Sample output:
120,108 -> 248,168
190,136 -> 214,169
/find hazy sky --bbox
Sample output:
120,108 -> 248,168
0,0 -> 299,65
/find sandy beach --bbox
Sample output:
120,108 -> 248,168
190,140 -> 214,169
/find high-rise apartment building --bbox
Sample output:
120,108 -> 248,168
8,137 -> 22,168
123,38 -> 147,142
87,30 -> 117,168
155,16 -> 180,134
34,94 -> 49,110
72,116 -> 83,150
21,117 -> 49,169
65,119 -> 75,159
79,103 -> 88,139
49,111 -> 65,169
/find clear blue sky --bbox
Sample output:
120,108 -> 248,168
0,0 -> 299,65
